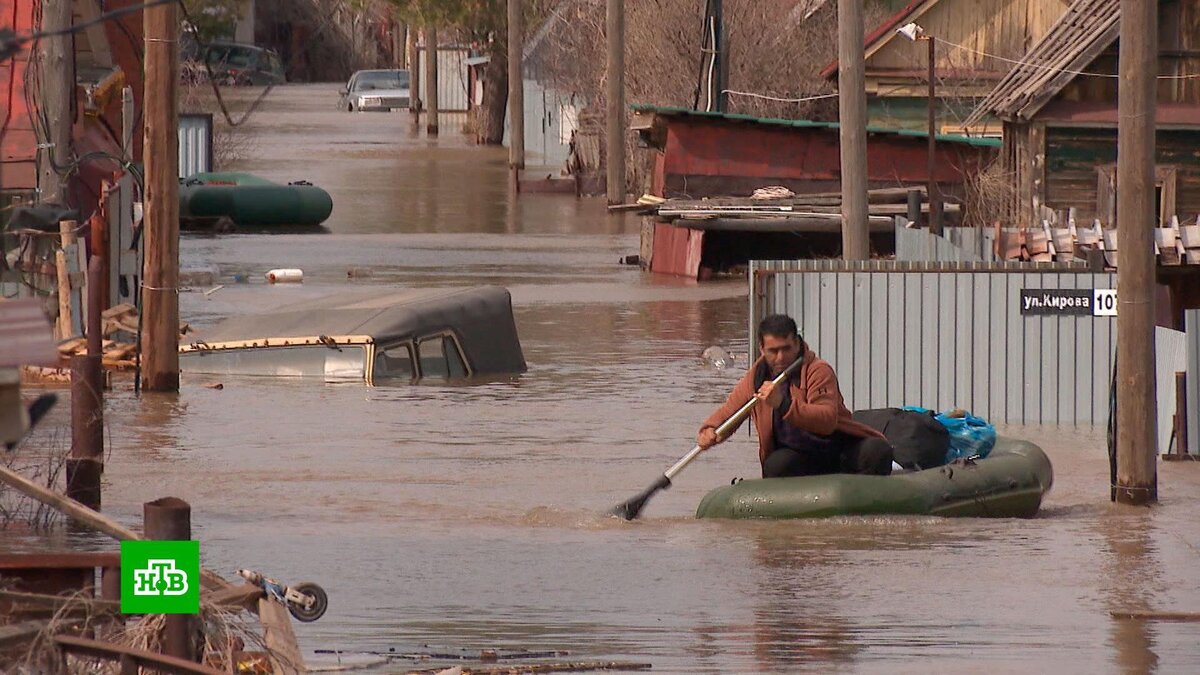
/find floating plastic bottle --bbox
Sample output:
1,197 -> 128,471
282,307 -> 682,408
266,268 -> 303,283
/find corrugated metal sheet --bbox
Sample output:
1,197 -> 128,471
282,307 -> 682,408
750,259 -> 1118,426
178,114 -> 213,178
1156,327 -> 1187,454
894,226 -> 998,263
1188,310 -> 1200,454
417,47 -> 469,112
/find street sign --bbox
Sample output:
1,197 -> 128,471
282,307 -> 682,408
1020,289 -> 1117,316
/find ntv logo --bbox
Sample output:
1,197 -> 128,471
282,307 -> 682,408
133,559 -> 190,596
121,540 -> 200,614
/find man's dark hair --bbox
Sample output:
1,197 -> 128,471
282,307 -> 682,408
758,314 -> 800,344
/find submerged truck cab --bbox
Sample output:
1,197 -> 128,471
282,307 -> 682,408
179,286 -> 526,384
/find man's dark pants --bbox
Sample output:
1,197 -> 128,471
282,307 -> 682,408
762,433 -> 894,478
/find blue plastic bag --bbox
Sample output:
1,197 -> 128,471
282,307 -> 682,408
901,406 -> 997,463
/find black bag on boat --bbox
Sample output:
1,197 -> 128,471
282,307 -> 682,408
851,408 -> 950,470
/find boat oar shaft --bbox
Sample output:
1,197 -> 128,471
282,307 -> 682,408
613,355 -> 805,520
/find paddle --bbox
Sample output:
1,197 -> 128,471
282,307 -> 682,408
612,355 -> 805,520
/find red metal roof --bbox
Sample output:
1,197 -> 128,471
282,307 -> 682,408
819,0 -> 933,80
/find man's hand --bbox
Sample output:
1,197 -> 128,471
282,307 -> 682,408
697,427 -> 722,450
755,381 -> 784,409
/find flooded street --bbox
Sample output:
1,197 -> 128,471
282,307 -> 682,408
10,84 -> 1200,673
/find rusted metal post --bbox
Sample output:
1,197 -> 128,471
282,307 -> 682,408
1114,0 -> 1158,504
1176,372 -> 1188,456
144,498 -> 194,662
927,35 -> 941,235
67,354 -> 103,510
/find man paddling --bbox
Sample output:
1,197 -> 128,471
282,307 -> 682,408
697,314 -> 894,478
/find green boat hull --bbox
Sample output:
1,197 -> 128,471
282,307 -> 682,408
179,172 -> 333,226
695,437 -> 1053,520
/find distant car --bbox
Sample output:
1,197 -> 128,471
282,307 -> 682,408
340,69 -> 411,112
179,286 -> 527,384
196,41 -> 286,86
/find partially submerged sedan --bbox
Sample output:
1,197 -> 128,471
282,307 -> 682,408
179,286 -> 526,384
339,69 -> 411,111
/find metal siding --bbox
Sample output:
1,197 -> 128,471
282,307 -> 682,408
955,273 -> 974,412
1040,273 -> 1060,424
886,274 -> 905,405
417,48 -> 470,112
177,114 -> 213,178
1156,327 -> 1187,453
754,261 -> 1118,426
903,274 -> 922,405
990,274 -> 1008,422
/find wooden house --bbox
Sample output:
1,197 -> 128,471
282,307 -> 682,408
821,0 -> 1071,135
967,0 -> 1200,228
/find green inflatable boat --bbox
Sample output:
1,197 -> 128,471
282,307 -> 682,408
179,172 -> 333,228
695,437 -> 1053,520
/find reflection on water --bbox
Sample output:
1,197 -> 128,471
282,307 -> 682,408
7,84 -> 1200,674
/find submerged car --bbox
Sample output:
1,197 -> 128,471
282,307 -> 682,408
196,41 -> 286,86
179,286 -> 526,384
339,69 -> 411,111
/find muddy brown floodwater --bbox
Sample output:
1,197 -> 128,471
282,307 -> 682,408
7,85 -> 1200,674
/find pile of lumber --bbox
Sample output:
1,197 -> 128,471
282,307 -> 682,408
53,304 -> 190,371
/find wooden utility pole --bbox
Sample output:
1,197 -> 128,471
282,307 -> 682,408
605,0 -> 625,205
1114,0 -> 1158,505
425,27 -> 439,136
508,0 -> 525,179
408,27 -> 421,115
141,0 -> 180,392
394,21 -> 406,68
837,0 -> 869,260
38,0 -> 74,205
926,36 -> 942,235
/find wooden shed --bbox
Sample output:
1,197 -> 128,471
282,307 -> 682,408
967,0 -> 1200,227
821,0 -> 1071,134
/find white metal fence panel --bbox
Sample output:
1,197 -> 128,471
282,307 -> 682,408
1188,310 -> 1200,453
750,260 -> 1118,426
895,226 -> 997,263
178,114 -> 213,178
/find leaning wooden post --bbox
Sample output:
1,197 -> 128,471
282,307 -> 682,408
144,498 -> 194,662
67,257 -> 105,510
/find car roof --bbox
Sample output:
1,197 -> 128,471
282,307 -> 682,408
190,286 -> 526,375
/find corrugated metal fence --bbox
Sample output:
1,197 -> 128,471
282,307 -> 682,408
1189,310 -> 1200,453
750,260 -> 1118,427
178,114 -> 213,178
895,225 -> 997,263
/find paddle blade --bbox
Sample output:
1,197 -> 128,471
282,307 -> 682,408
611,475 -> 672,520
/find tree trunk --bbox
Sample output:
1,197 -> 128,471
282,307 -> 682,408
477,44 -> 509,145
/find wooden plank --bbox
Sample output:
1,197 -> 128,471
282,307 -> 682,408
0,620 -> 50,648
201,584 -> 264,610
55,635 -> 226,674
1110,610 -> 1200,622
259,597 -> 307,674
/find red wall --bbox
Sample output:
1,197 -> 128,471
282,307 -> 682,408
661,117 -> 994,197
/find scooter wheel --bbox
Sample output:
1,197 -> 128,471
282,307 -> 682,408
287,582 -> 328,622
